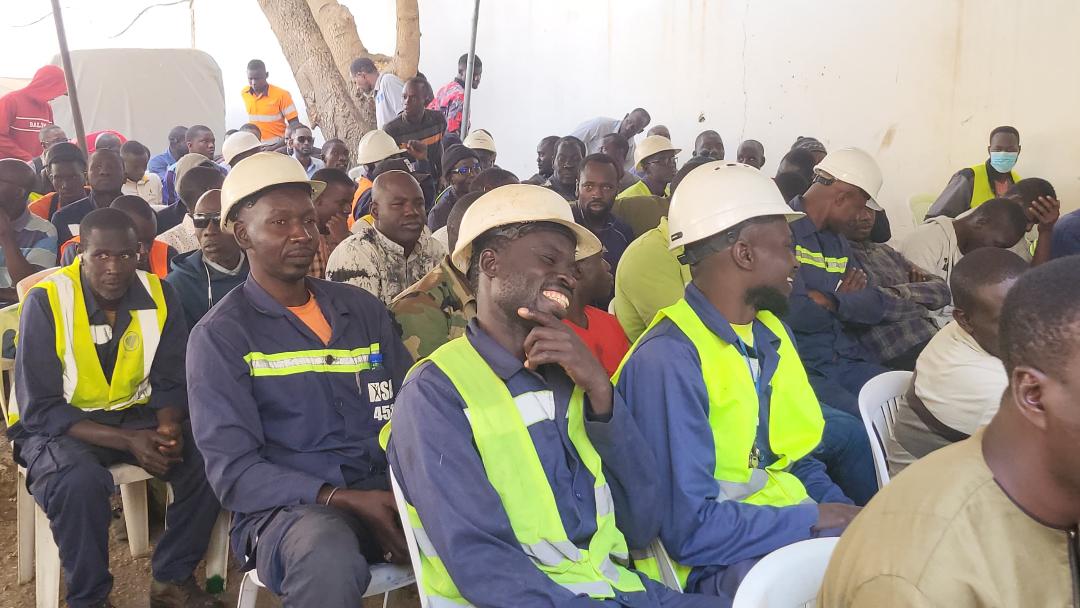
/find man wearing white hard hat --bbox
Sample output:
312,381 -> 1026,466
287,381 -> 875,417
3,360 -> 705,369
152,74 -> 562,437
386,184 -> 716,607
348,129 -> 435,228
614,162 -> 858,600
220,130 -> 264,169
617,135 -> 680,200
786,147 -> 891,420
186,152 -> 414,608
462,127 -> 497,170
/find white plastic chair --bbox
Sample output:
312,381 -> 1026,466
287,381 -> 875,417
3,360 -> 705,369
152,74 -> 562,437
390,465 -> 430,608
857,370 -> 913,489
731,537 -> 839,608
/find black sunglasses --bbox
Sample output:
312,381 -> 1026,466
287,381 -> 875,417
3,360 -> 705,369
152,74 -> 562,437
192,212 -> 221,229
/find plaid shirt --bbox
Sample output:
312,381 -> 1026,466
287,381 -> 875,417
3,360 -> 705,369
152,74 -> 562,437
848,240 -> 951,362
307,233 -> 331,279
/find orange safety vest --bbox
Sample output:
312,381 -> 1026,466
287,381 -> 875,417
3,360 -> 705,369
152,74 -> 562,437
61,236 -> 170,279
347,176 -> 374,229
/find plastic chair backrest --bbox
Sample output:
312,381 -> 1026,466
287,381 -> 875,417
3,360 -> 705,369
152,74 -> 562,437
389,464 -> 430,608
732,537 -> 840,608
857,370 -> 913,488
643,538 -> 682,591
909,194 -> 935,226
16,266 -> 60,302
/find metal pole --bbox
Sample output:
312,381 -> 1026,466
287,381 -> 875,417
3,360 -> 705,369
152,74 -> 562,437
460,0 -> 480,140
50,0 -> 88,158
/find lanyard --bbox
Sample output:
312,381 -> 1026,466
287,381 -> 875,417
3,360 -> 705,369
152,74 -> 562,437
734,338 -> 763,398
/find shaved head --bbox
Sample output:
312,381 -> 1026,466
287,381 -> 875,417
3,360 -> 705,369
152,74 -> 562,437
371,170 -> 426,252
0,159 -> 37,215
0,158 -> 36,188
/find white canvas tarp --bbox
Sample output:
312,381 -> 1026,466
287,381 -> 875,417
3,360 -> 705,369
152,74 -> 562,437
45,48 -> 225,154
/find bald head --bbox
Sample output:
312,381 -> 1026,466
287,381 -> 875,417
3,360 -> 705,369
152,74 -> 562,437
371,170 -> 426,251
737,139 -> 766,169
0,159 -> 36,215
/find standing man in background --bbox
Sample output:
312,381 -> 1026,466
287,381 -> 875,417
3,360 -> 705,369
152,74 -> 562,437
572,108 -> 651,172
241,59 -> 300,146
351,58 -> 405,130
927,126 -> 1022,219
0,65 -> 67,161
149,127 -> 189,183
429,54 -> 482,136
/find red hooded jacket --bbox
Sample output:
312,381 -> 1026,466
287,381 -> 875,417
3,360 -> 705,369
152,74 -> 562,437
0,65 -> 67,161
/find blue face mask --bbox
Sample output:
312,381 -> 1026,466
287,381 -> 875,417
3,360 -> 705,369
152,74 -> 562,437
989,151 -> 1019,174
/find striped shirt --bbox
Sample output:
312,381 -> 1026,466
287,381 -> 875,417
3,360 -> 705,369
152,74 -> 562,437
240,84 -> 299,142
0,209 -> 58,288
383,110 -> 447,177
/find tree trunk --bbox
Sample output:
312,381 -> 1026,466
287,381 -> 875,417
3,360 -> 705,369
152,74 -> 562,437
392,0 -> 421,80
257,0 -> 367,153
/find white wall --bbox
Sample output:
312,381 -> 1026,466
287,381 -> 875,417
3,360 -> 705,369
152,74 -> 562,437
4,0 -> 1077,234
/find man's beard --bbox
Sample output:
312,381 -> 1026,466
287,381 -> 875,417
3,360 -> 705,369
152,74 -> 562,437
745,285 -> 790,316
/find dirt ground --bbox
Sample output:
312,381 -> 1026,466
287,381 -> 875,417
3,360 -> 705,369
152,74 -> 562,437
0,449 -> 418,608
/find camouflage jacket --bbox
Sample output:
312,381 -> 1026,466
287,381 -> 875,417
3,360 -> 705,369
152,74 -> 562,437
326,219 -> 446,306
389,256 -> 476,360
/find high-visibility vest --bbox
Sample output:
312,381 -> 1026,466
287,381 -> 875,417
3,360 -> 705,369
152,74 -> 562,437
613,299 -> 824,589
388,337 -> 647,605
969,163 -> 1020,209
61,236 -> 171,279
9,257 -> 167,425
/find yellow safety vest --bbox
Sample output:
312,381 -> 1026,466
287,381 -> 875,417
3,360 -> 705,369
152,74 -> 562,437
385,337 -> 646,605
614,299 -> 824,588
8,258 -> 167,425
969,163 -> 1020,209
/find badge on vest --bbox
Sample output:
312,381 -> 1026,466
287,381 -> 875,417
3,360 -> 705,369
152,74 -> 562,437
748,446 -> 761,469
122,331 -> 141,352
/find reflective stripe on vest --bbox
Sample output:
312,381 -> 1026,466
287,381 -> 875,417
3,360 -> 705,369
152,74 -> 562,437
795,245 -> 847,274
613,299 -> 824,589
11,258 -> 166,423
243,345 -> 381,377
968,163 -> 1020,209
395,337 -> 646,605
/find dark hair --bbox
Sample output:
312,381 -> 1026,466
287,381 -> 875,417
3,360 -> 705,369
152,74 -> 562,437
470,168 -> 518,194
540,135 -> 561,148
177,166 -> 224,208
630,107 -> 651,123
578,153 -> 620,179
950,248 -> 1027,312
239,123 -> 262,139
447,191 -> 484,252
694,130 -> 722,150
989,125 -> 1020,143
405,76 -> 428,90
1004,177 -> 1055,205
776,148 -> 817,183
971,197 -> 1029,236
466,221 -> 573,290
186,125 -> 213,142
286,123 -> 311,138
556,136 -> 586,157
120,140 -> 150,158
670,156 -> 713,194
110,194 -> 156,224
79,207 -> 137,243
373,158 -> 411,178
322,138 -> 348,153
44,142 -> 86,169
774,172 -> 811,202
167,125 -> 189,142
311,167 -> 357,191
599,132 -> 629,157
351,57 -> 377,75
791,136 -> 826,154
457,53 -> 482,69
1000,256 -> 1080,376
247,59 -> 266,72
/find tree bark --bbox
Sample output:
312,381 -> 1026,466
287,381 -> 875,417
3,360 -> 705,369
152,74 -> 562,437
392,0 -> 421,80
257,0 -> 367,153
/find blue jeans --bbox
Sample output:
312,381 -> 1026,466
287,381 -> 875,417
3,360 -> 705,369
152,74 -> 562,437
813,404 -> 877,505
806,359 -> 889,417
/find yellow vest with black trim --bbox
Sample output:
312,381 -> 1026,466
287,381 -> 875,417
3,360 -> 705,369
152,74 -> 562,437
969,163 -> 1020,209
385,337 -> 646,606
8,258 -> 167,426
613,299 -> 824,588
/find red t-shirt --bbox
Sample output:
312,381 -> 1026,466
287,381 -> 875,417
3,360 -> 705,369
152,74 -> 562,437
564,306 -> 630,377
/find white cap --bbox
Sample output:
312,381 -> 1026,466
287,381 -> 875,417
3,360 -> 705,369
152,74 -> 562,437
356,129 -> 402,165
634,135 -> 681,168
220,152 -> 326,233
813,147 -> 884,211
221,131 -> 263,165
668,162 -> 804,250
463,129 -> 496,153
452,184 -> 602,272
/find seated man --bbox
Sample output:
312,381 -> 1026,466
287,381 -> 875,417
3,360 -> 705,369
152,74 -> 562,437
120,140 -> 163,206
0,158 -> 56,305
165,190 -> 249,329
845,206 -> 950,370
925,125 -> 1022,219
426,144 -> 479,232
819,256 -> 1080,608
308,168 -> 356,279
390,191 -> 482,359
735,140 -> 765,169
387,184 -> 715,608
544,136 -> 586,201
187,153 -> 414,608
574,154 -> 634,274
887,248 -> 1025,473
692,130 -> 725,161
61,195 -> 176,278
9,208 -> 221,608
52,149 -> 126,245
899,197 -> 1028,327
30,142 -> 89,221
563,250 -> 628,377
327,170 -> 445,305
600,132 -> 641,192
524,134 -> 558,186
616,164 -> 860,601
1051,206 -> 1080,260
617,135 -> 679,199
158,165 -> 226,255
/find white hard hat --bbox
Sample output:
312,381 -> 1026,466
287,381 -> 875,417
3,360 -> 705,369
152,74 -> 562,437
356,129 -> 402,165
220,152 -> 326,233
463,129 -> 496,153
634,135 -> 681,168
452,184 -> 602,273
813,147 -> 884,211
221,131 -> 263,165
668,162 -> 804,250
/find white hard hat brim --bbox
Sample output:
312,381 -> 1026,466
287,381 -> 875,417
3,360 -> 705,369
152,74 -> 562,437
452,219 -> 602,273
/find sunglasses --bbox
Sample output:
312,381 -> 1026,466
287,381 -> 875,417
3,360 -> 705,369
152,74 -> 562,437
192,212 -> 221,229
451,165 -> 481,175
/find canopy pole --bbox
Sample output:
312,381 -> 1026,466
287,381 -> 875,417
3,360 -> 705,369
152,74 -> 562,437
460,0 -> 480,139
50,0 -> 88,157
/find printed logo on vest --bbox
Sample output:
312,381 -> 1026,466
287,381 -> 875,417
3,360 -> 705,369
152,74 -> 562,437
122,332 -> 140,352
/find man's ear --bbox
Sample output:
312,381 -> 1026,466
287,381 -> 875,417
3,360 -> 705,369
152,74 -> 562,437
953,306 -> 974,334
1009,366 -> 1048,431
731,239 -> 754,272
478,248 -> 498,280
233,221 -> 251,250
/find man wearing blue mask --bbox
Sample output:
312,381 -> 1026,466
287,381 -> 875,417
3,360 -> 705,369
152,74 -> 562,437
926,126 -> 1021,219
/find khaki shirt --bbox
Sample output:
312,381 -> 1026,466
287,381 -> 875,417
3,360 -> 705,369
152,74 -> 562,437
325,220 -> 445,306
819,429 -> 1078,608
389,256 -> 476,360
